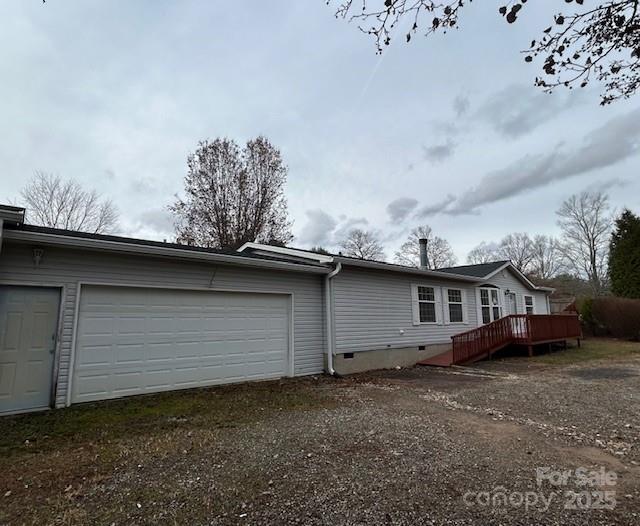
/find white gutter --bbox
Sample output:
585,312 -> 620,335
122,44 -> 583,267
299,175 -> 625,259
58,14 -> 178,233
325,262 -> 342,376
237,241 -> 334,264
3,229 -> 331,275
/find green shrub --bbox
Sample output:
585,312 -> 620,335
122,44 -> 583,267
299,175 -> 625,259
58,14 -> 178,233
576,297 -> 596,334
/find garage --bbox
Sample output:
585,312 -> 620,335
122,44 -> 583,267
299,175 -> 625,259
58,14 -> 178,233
71,285 -> 291,404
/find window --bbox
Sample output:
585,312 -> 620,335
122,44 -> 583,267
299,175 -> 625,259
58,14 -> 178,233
524,295 -> 535,315
479,287 -> 503,324
480,289 -> 491,324
447,289 -> 464,323
417,286 -> 437,323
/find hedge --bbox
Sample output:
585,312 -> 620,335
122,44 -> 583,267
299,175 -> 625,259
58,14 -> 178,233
578,297 -> 640,340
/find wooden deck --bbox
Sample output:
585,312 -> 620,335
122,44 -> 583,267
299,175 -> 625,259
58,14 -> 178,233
418,314 -> 582,367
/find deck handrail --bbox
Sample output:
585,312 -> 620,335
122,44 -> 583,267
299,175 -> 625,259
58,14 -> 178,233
451,314 -> 581,365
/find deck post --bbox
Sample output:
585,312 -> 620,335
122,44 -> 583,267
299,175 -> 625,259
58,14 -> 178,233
527,345 -> 533,357
577,338 -> 581,348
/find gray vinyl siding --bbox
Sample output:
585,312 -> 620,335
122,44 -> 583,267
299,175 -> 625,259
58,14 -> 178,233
0,243 -> 325,407
332,267 -> 480,353
481,267 -> 549,316
332,265 -> 550,354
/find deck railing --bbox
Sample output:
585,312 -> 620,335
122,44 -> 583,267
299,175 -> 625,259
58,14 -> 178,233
451,314 -> 581,365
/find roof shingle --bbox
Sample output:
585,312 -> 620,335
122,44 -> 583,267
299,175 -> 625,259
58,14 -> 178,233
436,260 -> 509,278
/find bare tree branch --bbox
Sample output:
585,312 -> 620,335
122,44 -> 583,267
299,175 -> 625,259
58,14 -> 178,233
498,232 -> 535,274
331,0 -> 640,104
530,235 -> 564,280
20,172 -> 119,234
170,136 -> 294,250
557,190 -> 612,295
394,225 -> 457,269
467,241 -> 500,265
339,228 -> 386,260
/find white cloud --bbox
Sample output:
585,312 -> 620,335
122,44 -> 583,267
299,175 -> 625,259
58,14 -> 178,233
298,209 -> 337,246
416,108 -> 640,216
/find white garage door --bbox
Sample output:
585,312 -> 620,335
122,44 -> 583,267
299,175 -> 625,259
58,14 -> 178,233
72,286 -> 290,403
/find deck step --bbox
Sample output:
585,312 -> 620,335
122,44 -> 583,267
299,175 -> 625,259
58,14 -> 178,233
417,350 -> 453,367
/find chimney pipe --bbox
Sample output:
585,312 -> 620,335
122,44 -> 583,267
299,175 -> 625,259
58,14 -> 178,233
419,238 -> 429,269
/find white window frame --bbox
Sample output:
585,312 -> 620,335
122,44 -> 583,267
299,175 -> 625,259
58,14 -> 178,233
476,286 -> 503,325
444,287 -> 468,325
411,284 -> 443,326
523,294 -> 535,315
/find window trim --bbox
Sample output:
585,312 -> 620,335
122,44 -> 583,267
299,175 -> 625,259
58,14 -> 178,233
411,284 -> 442,326
444,287 -> 467,325
523,294 -> 535,315
417,285 -> 437,324
476,286 -> 503,325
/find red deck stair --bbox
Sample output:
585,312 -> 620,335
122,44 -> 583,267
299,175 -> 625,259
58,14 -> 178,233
418,314 -> 582,367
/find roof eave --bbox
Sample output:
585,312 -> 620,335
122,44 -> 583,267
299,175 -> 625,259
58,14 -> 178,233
3,229 -> 331,274
482,262 -> 553,292
333,256 -> 483,282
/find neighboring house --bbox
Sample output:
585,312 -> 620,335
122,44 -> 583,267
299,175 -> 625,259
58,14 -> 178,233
0,205 -> 553,415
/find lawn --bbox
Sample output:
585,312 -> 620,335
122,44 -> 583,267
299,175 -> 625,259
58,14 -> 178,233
531,337 -> 640,365
0,378 -> 332,457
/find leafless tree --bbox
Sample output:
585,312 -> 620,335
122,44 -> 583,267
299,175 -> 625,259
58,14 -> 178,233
339,228 -> 386,260
394,225 -> 457,269
331,0 -> 640,104
557,191 -> 612,295
530,235 -> 563,280
20,172 -> 118,233
170,136 -> 293,249
310,246 -> 332,255
498,232 -> 535,273
466,241 -> 500,265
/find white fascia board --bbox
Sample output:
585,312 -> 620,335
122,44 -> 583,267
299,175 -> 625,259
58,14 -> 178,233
237,242 -> 334,264
482,261 -> 552,292
3,230 -> 331,274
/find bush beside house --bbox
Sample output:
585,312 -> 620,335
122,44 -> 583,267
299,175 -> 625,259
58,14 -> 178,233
578,297 -> 640,340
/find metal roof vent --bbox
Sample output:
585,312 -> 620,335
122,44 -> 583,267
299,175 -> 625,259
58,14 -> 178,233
418,238 -> 430,269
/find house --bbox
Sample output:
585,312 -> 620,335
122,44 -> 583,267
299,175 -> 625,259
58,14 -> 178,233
0,204 -> 558,415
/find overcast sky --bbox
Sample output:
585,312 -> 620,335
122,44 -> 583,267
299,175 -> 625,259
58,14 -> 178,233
2,1 -> 639,263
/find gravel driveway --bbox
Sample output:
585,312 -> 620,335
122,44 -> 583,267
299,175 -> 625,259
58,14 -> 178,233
1,340 -> 640,525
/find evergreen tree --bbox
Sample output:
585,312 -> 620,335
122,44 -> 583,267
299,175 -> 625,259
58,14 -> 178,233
609,209 -> 640,298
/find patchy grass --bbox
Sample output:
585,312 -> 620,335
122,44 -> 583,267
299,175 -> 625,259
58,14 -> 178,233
0,377 -> 333,459
532,337 -> 640,365
0,377 -> 338,526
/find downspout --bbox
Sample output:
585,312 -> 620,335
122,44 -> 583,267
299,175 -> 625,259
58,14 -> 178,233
325,262 -> 342,376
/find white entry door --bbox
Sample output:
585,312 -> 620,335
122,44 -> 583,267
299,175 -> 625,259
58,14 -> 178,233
0,286 -> 60,414
72,286 -> 290,404
506,292 -> 517,315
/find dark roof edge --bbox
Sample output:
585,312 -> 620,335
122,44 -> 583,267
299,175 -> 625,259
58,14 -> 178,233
333,256 -> 483,282
2,224 -> 330,274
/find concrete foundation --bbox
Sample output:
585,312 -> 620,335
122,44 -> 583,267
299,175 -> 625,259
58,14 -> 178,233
331,343 -> 451,375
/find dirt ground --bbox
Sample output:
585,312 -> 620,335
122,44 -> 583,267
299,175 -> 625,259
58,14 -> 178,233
1,338 -> 640,525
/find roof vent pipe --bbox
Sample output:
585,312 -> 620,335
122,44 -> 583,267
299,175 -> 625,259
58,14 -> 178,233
419,238 -> 429,269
